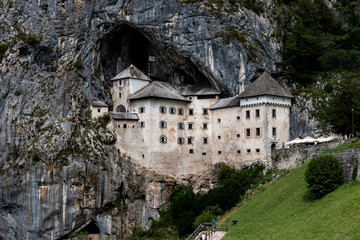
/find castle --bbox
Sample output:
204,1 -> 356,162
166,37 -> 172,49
92,65 -> 293,177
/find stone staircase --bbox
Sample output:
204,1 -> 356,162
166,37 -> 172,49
208,231 -> 226,240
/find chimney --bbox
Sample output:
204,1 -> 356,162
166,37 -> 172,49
130,65 -> 135,76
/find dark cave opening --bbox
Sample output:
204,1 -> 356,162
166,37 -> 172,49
81,221 -> 100,234
99,24 -> 214,88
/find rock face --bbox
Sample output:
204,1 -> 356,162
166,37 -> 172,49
0,0 -> 281,239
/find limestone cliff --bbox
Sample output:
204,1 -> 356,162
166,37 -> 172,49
0,0 -> 281,239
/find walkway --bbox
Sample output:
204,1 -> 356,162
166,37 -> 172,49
209,231 -> 226,240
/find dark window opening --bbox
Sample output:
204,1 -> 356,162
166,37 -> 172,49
272,109 -> 276,118
203,123 -> 208,129
218,136 -> 221,139
256,128 -> 260,136
256,149 -> 260,153
246,110 -> 250,119
188,123 -> 193,129
189,109 -> 194,115
272,127 -> 277,137
202,152 -> 206,155
203,138 -> 208,144
256,109 -> 260,118
218,151 -> 221,154
203,109 -> 208,115
237,116 -> 240,120
246,128 -> 251,137
97,108 -> 101,113
189,149 -> 194,154
123,124 -> 127,128
237,150 -> 241,154
247,149 -> 251,153
188,138 -> 193,144
169,107 -> 176,114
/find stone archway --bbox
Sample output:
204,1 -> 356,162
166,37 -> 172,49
115,105 -> 126,113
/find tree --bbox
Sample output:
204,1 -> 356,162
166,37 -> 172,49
305,155 -> 344,199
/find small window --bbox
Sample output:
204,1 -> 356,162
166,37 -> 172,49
203,123 -> 208,129
118,80 -> 122,86
247,149 -> 251,153
159,106 -> 167,114
142,154 -> 145,159
188,138 -> 193,144
272,109 -> 276,118
256,109 -> 260,118
132,125 -> 135,128
189,149 -> 194,154
189,109 -> 194,115
177,122 -> 185,130
218,136 -> 221,139
246,128 -> 251,137
139,121 -> 145,128
218,119 -> 221,123
177,137 -> 185,144
138,107 -> 145,113
256,148 -> 260,153
123,124 -> 127,128
272,127 -> 277,137
256,128 -> 260,136
188,123 -> 193,129
202,152 -> 206,156
159,136 -> 168,144
169,107 -> 176,114
97,108 -> 101,113
203,108 -> 208,115
159,121 -> 167,128
246,110 -> 250,119
218,151 -> 221,154
178,108 -> 184,115
119,92 -> 122,98
237,150 -> 241,154
203,138 -> 208,144
118,125 -> 120,128
237,133 -> 240,138
237,116 -> 240,120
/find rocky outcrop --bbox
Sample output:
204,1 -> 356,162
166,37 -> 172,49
0,0 -> 281,239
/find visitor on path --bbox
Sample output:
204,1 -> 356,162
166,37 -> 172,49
201,233 -> 207,240
212,219 -> 216,231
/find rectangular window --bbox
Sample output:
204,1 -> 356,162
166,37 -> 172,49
178,108 -> 184,115
189,109 -> 194,115
203,123 -> 208,129
218,151 -> 222,154
246,128 -> 251,137
189,149 -> 194,154
203,108 -> 208,115
177,137 -> 185,144
159,136 -> 168,144
98,109 -> 101,113
177,122 -> 185,130
188,123 -> 193,129
202,152 -> 206,155
247,149 -> 251,153
188,138 -> 193,144
159,106 -> 167,114
237,150 -> 241,154
203,138 -> 208,144
139,121 -> 145,128
218,136 -> 221,139
246,110 -> 250,119
237,133 -> 240,138
119,80 -> 122,86
159,121 -> 167,128
256,109 -> 260,118
119,92 -> 122,98
272,127 -> 277,137
218,119 -> 221,123
169,107 -> 176,114
256,148 -> 260,153
140,107 -> 145,113
237,116 -> 240,120
272,109 -> 276,118
256,128 -> 260,136
123,124 -> 127,128
118,125 -> 120,128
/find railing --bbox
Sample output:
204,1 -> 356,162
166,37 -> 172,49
187,223 -> 229,240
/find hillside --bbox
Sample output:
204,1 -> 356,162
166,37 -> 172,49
221,163 -> 360,239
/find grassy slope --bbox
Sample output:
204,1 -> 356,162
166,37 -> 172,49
221,164 -> 360,240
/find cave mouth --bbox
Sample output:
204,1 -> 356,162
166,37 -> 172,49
99,24 -> 214,88
81,221 -> 100,234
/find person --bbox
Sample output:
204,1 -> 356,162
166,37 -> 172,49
212,219 -> 216,231
201,233 -> 206,240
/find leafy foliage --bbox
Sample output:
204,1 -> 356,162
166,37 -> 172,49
305,155 -> 344,199
312,72 -> 360,134
276,0 -> 360,82
193,205 -> 223,228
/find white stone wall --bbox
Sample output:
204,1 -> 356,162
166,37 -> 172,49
240,95 -> 291,107
91,106 -> 108,119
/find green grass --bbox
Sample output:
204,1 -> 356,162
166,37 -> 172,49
321,139 -> 360,154
220,163 -> 360,240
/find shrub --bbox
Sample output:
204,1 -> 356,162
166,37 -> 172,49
193,205 -> 223,228
305,155 -> 344,199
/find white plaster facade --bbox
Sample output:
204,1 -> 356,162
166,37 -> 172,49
91,101 -> 109,119
109,66 -> 293,178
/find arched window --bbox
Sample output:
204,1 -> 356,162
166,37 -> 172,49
115,105 -> 126,113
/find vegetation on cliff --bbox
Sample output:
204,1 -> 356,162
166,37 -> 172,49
221,163 -> 360,239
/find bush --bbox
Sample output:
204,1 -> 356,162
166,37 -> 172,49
305,155 -> 344,199
193,205 -> 223,228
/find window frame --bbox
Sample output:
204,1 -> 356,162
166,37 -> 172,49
246,110 -> 250,119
